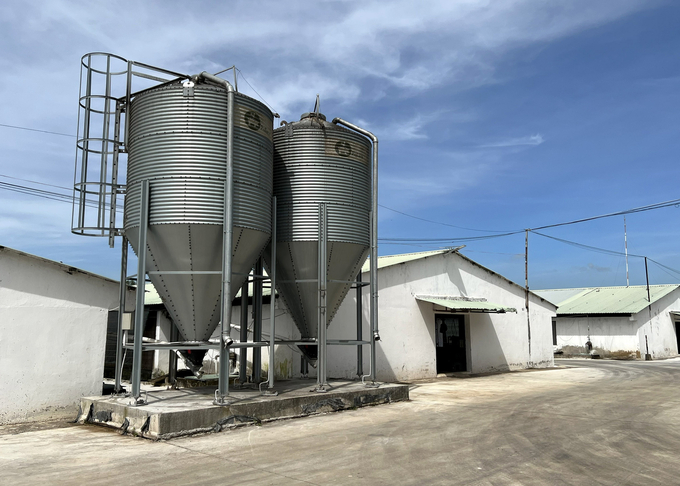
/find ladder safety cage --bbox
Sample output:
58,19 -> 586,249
71,52 -> 189,247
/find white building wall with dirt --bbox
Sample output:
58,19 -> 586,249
554,291 -> 680,359
0,247 -> 128,424
326,251 -> 556,382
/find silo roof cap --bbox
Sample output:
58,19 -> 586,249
300,112 -> 327,121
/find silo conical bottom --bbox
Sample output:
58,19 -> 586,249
265,240 -> 369,340
127,223 -> 271,343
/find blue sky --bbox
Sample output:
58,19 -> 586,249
1,0 -> 679,290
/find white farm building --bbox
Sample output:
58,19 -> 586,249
536,285 -> 680,359
0,246 -> 132,424
143,249 -> 557,382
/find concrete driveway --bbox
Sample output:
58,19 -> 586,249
3,359 -> 680,485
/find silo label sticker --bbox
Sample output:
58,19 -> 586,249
325,139 -> 369,164
235,105 -> 272,141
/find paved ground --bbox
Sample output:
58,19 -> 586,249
3,359 -> 680,485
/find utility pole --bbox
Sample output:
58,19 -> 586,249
645,257 -> 651,303
624,216 -> 629,287
525,229 -> 531,361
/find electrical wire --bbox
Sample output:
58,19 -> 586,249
530,231 -> 645,259
529,198 -> 680,231
379,230 -> 523,244
0,173 -> 74,191
378,204 -> 513,233
379,198 -> 680,243
235,68 -> 278,115
530,230 -> 680,281
0,180 -> 123,213
0,123 -> 75,138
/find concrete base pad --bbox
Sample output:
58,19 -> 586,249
77,380 -> 409,440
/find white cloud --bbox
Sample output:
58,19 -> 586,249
478,133 -> 545,148
0,0 -> 656,276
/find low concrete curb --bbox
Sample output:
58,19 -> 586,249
77,380 -> 409,440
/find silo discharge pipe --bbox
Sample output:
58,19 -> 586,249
197,71 -> 236,403
331,118 -> 380,385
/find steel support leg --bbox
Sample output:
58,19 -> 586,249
314,203 -> 328,392
264,197 -> 278,395
356,271 -> 364,378
216,83 -> 236,406
300,355 -> 309,378
253,258 -> 263,382
239,278 -> 249,384
131,180 -> 149,404
114,235 -> 128,394
168,323 -> 178,388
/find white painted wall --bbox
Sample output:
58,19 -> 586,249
554,290 -> 680,359
326,251 -> 556,382
635,291 -> 680,358
0,248 -> 128,424
149,251 -> 556,383
555,317 -> 639,355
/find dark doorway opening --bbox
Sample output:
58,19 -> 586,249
675,321 -> 680,355
436,314 -> 467,373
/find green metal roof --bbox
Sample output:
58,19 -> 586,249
361,248 -> 462,273
534,285 -> 680,315
416,295 -> 516,314
144,279 -> 274,306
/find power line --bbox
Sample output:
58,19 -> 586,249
0,173 -> 74,191
378,204 -> 512,233
0,181 -> 123,213
0,123 -> 75,138
530,230 -> 680,281
379,230 -> 523,244
529,198 -> 680,231
235,68 -> 279,116
380,197 -> 680,239
530,231 -> 645,259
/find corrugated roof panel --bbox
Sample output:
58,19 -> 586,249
533,288 -> 588,307
416,295 -> 516,313
144,278 -> 274,306
360,248 -> 461,273
535,285 -> 680,315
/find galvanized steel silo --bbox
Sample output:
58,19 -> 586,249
267,112 -> 371,353
124,82 -> 274,344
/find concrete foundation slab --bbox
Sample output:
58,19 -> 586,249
77,380 -> 409,439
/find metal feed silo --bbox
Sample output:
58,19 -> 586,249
267,112 -> 371,359
124,82 -> 274,345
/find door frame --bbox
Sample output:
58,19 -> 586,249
434,313 -> 471,373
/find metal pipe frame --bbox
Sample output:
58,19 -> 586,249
266,197 -> 278,394
123,339 -> 370,351
314,203 -> 329,392
356,271 -> 364,377
114,235 -> 128,394
168,322 -> 178,387
73,53 -> 191,239
331,118 -> 380,385
252,258 -> 264,383
205,72 -> 237,406
131,179 -> 149,403
108,101 -> 122,248
239,278 -> 249,384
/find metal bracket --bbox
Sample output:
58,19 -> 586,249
128,391 -> 148,406
213,390 -> 231,407
182,81 -> 195,97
